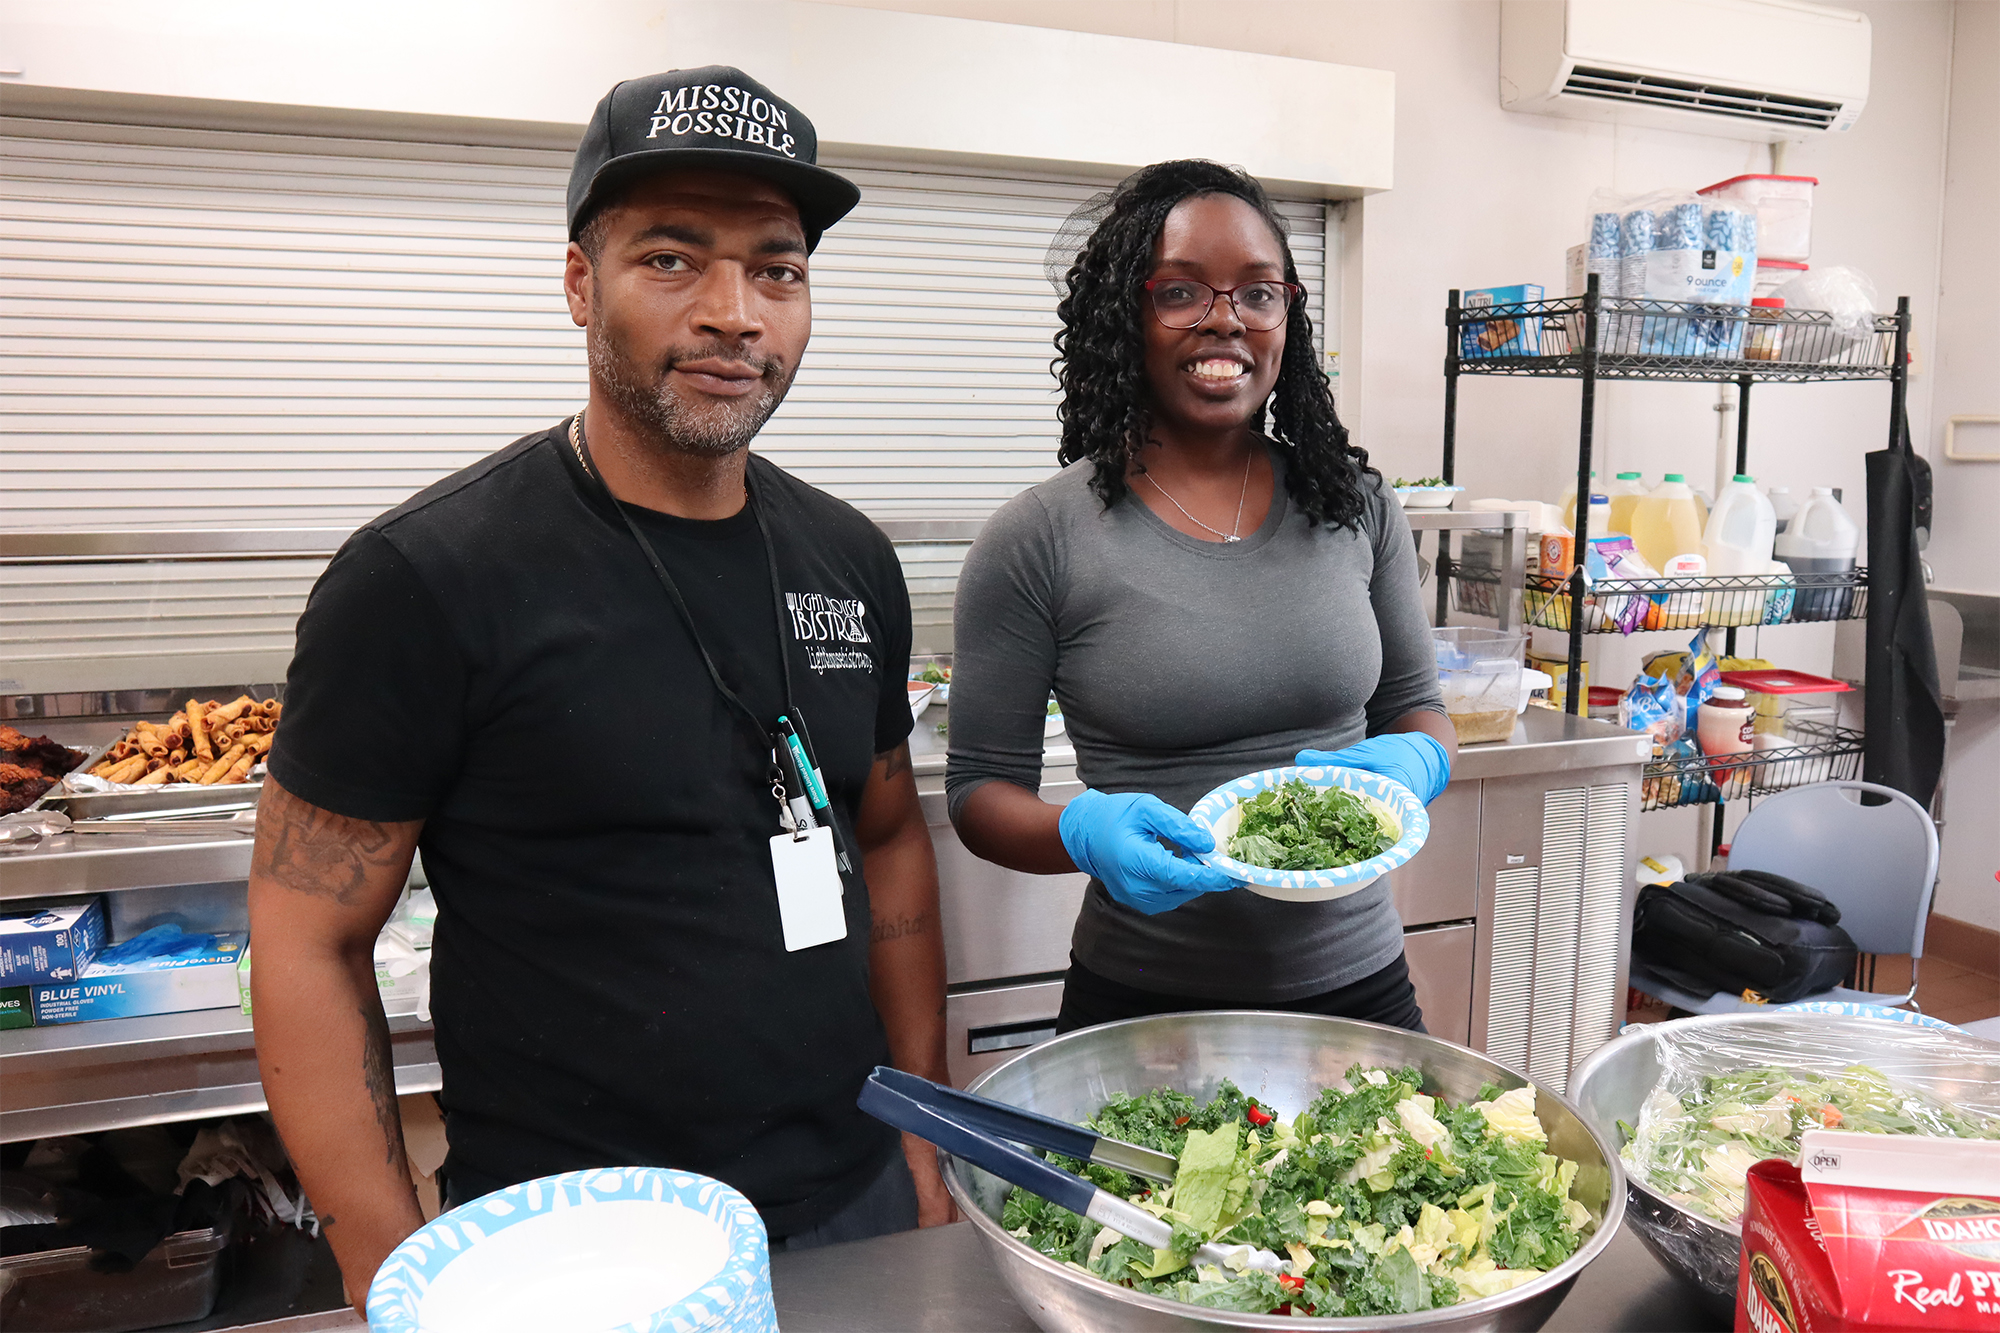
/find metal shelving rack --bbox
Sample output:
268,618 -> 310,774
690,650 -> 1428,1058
1438,274 -> 1910,813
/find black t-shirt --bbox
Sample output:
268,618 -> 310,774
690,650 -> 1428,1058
270,424 -> 914,1237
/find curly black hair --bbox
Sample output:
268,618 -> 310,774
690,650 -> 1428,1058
1052,159 -> 1376,531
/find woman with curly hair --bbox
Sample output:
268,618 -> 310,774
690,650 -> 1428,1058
943,160 -> 1455,1033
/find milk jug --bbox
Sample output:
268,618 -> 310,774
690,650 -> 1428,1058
1606,473 -> 1646,537
1774,487 -> 1859,620
1628,474 -> 1705,572
1766,485 -> 1798,535
1701,474 -> 1777,626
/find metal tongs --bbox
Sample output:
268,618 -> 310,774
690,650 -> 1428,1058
858,1066 -> 1286,1274
0,810 -> 257,844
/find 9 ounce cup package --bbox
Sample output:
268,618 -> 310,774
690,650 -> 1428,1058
1738,1130 -> 2000,1332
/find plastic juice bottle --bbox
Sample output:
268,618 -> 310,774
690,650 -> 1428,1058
1606,473 -> 1646,536
1628,474 -> 1705,571
1558,471 -> 1598,532
1701,474 -> 1778,625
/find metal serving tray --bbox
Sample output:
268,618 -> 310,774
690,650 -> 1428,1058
32,741 -> 264,820
53,777 -> 265,821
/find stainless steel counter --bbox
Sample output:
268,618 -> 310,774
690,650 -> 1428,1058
1450,704 -> 1651,779
226,1217 -> 1723,1333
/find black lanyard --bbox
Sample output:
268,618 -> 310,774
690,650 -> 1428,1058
566,413 -> 803,782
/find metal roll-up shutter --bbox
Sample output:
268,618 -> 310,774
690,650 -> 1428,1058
0,117 -> 1328,530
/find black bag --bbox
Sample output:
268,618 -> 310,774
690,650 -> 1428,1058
1632,869 -> 1858,1004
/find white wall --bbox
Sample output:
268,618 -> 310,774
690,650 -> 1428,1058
0,0 -> 1392,194
1926,0 -> 2000,933
1928,0 -> 2000,600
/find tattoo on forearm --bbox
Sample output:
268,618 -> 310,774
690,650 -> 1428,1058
360,1002 -> 408,1171
875,744 -> 912,780
871,911 -> 929,943
253,782 -> 410,905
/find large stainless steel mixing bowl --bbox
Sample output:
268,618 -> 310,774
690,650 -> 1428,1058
1570,1012 -> 2000,1325
943,1012 -> 1625,1332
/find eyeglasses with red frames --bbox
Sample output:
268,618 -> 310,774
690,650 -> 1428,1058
1142,278 -> 1304,331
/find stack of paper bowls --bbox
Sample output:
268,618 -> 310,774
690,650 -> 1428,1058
367,1167 -> 775,1333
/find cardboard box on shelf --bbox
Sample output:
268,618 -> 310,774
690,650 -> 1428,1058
0,985 -> 32,1030
1738,1130 -> 2000,1331
0,898 -> 107,986
1461,285 -> 1545,358
31,931 -> 246,1025
1527,652 -> 1588,711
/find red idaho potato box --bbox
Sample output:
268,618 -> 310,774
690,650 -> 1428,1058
1738,1129 -> 2000,1332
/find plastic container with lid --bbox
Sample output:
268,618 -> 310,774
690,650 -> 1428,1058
0,1227 -> 229,1332
1628,473 -> 1705,572
1775,486 -> 1860,620
1433,626 -> 1525,745
1699,174 -> 1818,262
1753,259 -> 1808,301
1697,685 -> 1756,758
1606,473 -> 1646,536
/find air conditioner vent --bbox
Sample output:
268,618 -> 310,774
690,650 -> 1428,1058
1561,65 -> 1843,131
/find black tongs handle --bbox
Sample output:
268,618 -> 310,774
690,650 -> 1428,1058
865,1066 -> 1177,1183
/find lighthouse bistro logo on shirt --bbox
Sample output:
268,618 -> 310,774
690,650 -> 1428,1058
785,591 -> 874,674
648,84 -> 799,157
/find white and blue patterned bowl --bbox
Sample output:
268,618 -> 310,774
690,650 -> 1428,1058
367,1167 -> 775,1333
1188,765 -> 1429,902
1776,1000 -> 1962,1032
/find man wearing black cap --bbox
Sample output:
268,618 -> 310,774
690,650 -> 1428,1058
250,67 -> 954,1307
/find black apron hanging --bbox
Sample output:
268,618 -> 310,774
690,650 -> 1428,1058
1862,403 -> 1945,808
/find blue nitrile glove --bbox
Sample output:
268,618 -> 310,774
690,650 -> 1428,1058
1058,789 -> 1240,915
1296,732 -> 1453,806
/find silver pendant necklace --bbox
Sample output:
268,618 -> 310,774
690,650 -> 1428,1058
1142,448 -> 1255,543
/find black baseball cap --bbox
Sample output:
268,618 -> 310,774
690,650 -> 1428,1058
567,66 -> 860,251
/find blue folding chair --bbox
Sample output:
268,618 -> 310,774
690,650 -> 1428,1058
1630,780 -> 1939,1013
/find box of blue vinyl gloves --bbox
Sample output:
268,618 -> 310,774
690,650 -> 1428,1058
0,898 -> 107,985
31,927 -> 246,1025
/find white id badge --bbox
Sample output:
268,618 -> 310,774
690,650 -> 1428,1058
770,826 -> 847,951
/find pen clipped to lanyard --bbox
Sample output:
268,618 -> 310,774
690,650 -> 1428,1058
776,713 -> 851,874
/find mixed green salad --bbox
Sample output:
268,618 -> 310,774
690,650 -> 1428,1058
1004,1067 -> 1593,1317
1392,476 -> 1448,488
1226,779 -> 1395,872
1621,1064 -> 2000,1225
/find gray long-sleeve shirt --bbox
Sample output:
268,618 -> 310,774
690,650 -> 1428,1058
944,449 -> 1445,1001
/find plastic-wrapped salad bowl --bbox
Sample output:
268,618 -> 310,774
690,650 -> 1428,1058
1569,1012 -> 2000,1324
1189,765 -> 1429,902
366,1167 -> 776,1333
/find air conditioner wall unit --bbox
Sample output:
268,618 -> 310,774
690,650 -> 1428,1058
1500,0 -> 1870,142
